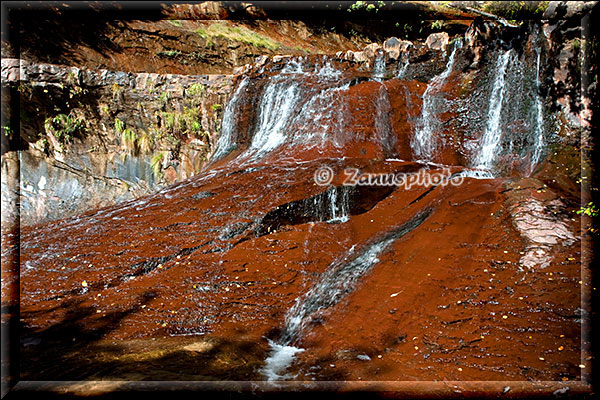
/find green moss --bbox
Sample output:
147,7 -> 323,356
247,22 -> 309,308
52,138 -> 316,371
481,1 -> 549,21
160,107 -> 205,138
151,152 -> 165,179
186,83 -> 205,97
44,112 -> 86,146
157,50 -> 182,58
194,23 -> 281,51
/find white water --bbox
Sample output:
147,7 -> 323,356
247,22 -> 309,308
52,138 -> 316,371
327,186 -> 349,223
372,52 -> 386,81
530,50 -> 545,175
473,50 -> 513,170
259,211 -> 429,380
396,53 -> 410,78
212,77 -> 249,161
454,169 -> 495,180
412,40 -> 462,160
247,79 -> 302,160
290,83 -> 350,149
374,84 -> 394,156
261,339 -> 305,381
311,186 -> 350,223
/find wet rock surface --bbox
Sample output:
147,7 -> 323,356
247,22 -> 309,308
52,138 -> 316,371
0,3 -> 593,392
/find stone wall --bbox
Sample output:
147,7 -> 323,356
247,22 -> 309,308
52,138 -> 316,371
1,59 -> 234,226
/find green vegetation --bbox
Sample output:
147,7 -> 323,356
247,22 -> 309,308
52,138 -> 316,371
111,83 -> 124,101
160,107 -> 206,138
347,1 -> 385,12
151,152 -> 165,179
167,19 -> 183,27
157,50 -> 182,58
35,137 -> 48,152
115,118 -> 155,155
121,127 -> 138,153
194,23 -> 281,51
3,125 -> 13,137
100,104 -> 110,116
211,104 -> 222,112
430,20 -> 444,30
577,202 -> 598,217
480,1 -> 549,21
44,112 -> 86,148
114,118 -> 125,134
186,83 -> 205,97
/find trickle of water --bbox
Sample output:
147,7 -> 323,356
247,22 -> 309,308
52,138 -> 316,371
396,53 -> 410,79
281,208 -> 430,345
212,77 -> 249,161
260,209 -> 431,380
473,49 -> 513,170
372,51 -> 386,81
327,186 -> 349,223
412,40 -> 462,161
530,49 -> 545,175
374,84 -> 395,157
311,186 -> 350,223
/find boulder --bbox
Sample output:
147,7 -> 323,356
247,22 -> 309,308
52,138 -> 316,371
344,50 -> 355,62
353,51 -> 368,63
543,1 -> 596,20
383,37 -> 413,60
363,43 -> 382,59
425,32 -> 449,51
255,55 -> 268,68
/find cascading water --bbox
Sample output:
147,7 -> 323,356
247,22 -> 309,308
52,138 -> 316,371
412,40 -> 462,161
261,209 -> 431,380
374,84 -> 395,157
212,77 -> 249,161
473,49 -> 513,171
396,52 -> 410,78
529,49 -> 545,175
222,58 -> 352,163
372,51 -> 386,81
247,78 -> 302,160
327,186 -> 349,223
289,83 -> 350,149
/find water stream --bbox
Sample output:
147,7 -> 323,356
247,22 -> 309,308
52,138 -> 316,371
530,49 -> 545,175
212,77 -> 249,161
262,208 -> 432,380
412,40 -> 462,161
473,49 -> 513,171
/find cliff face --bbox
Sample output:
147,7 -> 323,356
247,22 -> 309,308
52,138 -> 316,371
1,60 -> 233,225
1,1 -> 597,390
0,1 -> 594,228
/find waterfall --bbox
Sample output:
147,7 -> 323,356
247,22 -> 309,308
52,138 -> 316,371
529,49 -> 545,175
374,84 -> 394,156
262,209 -> 431,380
311,186 -> 350,223
396,53 -> 410,78
412,40 -> 462,161
239,58 -> 348,161
211,77 -> 249,161
372,51 -> 386,81
247,78 -> 302,160
473,50 -> 512,170
327,186 -> 349,223
290,83 -> 350,149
